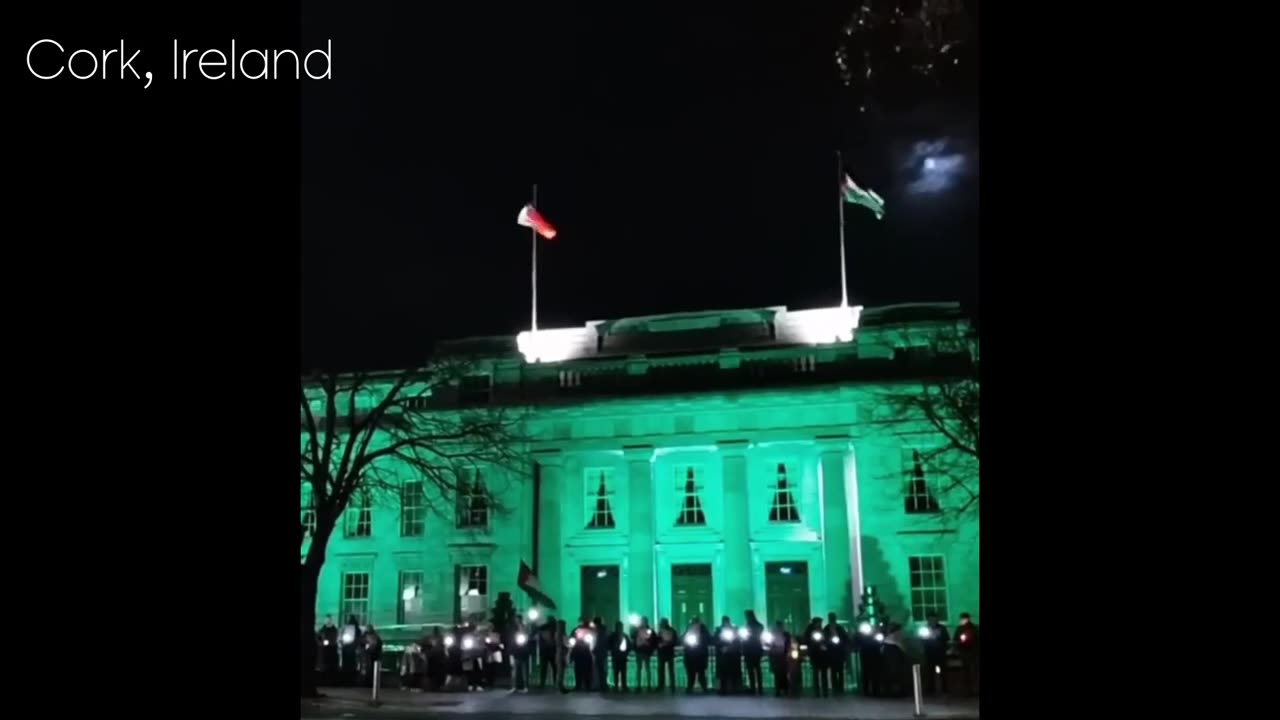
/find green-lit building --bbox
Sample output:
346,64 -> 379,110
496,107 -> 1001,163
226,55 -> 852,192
304,301 -> 978,638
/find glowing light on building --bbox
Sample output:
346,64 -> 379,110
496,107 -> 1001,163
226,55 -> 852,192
784,305 -> 862,344
516,327 -> 593,363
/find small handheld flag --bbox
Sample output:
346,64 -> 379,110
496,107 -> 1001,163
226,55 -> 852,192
842,174 -> 886,220
517,560 -> 558,610
517,204 -> 558,240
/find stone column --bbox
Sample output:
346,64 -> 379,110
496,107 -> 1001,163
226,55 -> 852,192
819,440 -> 856,620
534,451 -> 564,612
720,440 -> 752,622
625,445 -> 655,621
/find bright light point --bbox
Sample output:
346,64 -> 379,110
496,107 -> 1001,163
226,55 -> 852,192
444,635 -> 455,647
586,633 -> 595,647
620,639 -> 628,651
790,649 -> 799,659
341,627 -> 356,645
629,613 -> 641,627
402,588 -> 416,601
812,631 -> 822,641
859,105 -> 866,113
859,623 -> 872,635
517,328 -> 589,363
918,627 -> 932,638
960,633 -> 968,643
737,627 -> 750,640
924,157 -> 936,171
467,588 -> 480,596
779,566 -> 792,575
462,637 -> 475,650
874,632 -> 885,642
786,305 -> 862,344
762,631 -> 775,644
568,637 -> 577,647
527,608 -> 539,621
721,629 -> 734,642
516,633 -> 527,645
685,633 -> 698,647
596,570 -> 607,579
935,666 -> 942,674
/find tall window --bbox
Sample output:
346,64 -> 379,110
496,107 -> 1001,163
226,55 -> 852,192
344,492 -> 372,538
768,463 -> 801,523
456,468 -> 489,529
401,480 -> 425,537
398,570 -> 425,625
340,572 -> 370,625
903,448 -> 941,514
301,485 -> 317,537
458,565 -> 489,619
908,555 -> 949,622
675,466 -> 706,526
585,468 -> 617,529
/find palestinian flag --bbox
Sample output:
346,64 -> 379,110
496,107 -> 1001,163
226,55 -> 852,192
842,174 -> 886,220
517,204 -> 558,240
517,560 -> 557,610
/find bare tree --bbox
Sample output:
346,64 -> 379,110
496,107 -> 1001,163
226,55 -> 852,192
297,361 -> 527,696
878,324 -> 979,520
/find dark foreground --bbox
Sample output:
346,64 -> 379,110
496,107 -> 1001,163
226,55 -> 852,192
303,686 -> 980,720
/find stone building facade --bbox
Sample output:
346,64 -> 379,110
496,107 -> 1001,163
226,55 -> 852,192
303,302 -> 979,638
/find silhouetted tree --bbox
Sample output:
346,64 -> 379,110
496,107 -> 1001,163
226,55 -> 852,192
879,325 -> 979,519
298,363 -> 526,696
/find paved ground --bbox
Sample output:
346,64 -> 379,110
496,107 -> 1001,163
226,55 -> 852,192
303,686 -> 979,720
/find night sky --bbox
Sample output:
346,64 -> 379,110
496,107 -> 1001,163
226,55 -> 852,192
301,3 -> 979,372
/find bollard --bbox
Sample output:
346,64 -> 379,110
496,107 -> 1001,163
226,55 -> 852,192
912,664 -> 925,717
370,660 -> 382,706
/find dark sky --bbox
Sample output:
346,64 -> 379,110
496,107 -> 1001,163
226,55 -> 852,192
301,3 -> 978,372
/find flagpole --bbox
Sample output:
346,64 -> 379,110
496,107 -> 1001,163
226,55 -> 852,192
531,184 -> 538,333
838,151 -> 849,308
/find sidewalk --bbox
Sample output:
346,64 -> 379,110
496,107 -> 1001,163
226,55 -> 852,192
308,685 -> 980,720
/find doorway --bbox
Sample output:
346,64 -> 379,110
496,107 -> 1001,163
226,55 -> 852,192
671,563 -> 714,632
580,565 -> 620,625
765,561 -> 810,633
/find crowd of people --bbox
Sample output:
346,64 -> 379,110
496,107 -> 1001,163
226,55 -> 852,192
314,609 -> 980,698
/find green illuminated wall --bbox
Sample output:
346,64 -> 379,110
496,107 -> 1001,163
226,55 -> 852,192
307,381 -> 979,634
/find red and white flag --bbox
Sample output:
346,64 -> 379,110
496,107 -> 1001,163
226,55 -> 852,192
517,204 -> 558,240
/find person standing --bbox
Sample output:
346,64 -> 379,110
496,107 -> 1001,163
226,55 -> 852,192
955,613 -> 979,697
537,615 -> 558,689
920,612 -> 950,695
824,613 -> 849,694
555,619 -> 569,693
742,611 -> 765,695
341,615 -> 362,684
317,617 -> 339,684
509,617 -> 532,694
609,621 -> 630,692
363,625 -> 383,689
570,619 -> 594,692
591,616 -> 609,692
634,617 -> 655,691
683,617 -> 710,692
767,620 -> 791,697
804,618 -> 828,697
855,620 -> 882,697
656,619 -> 677,693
